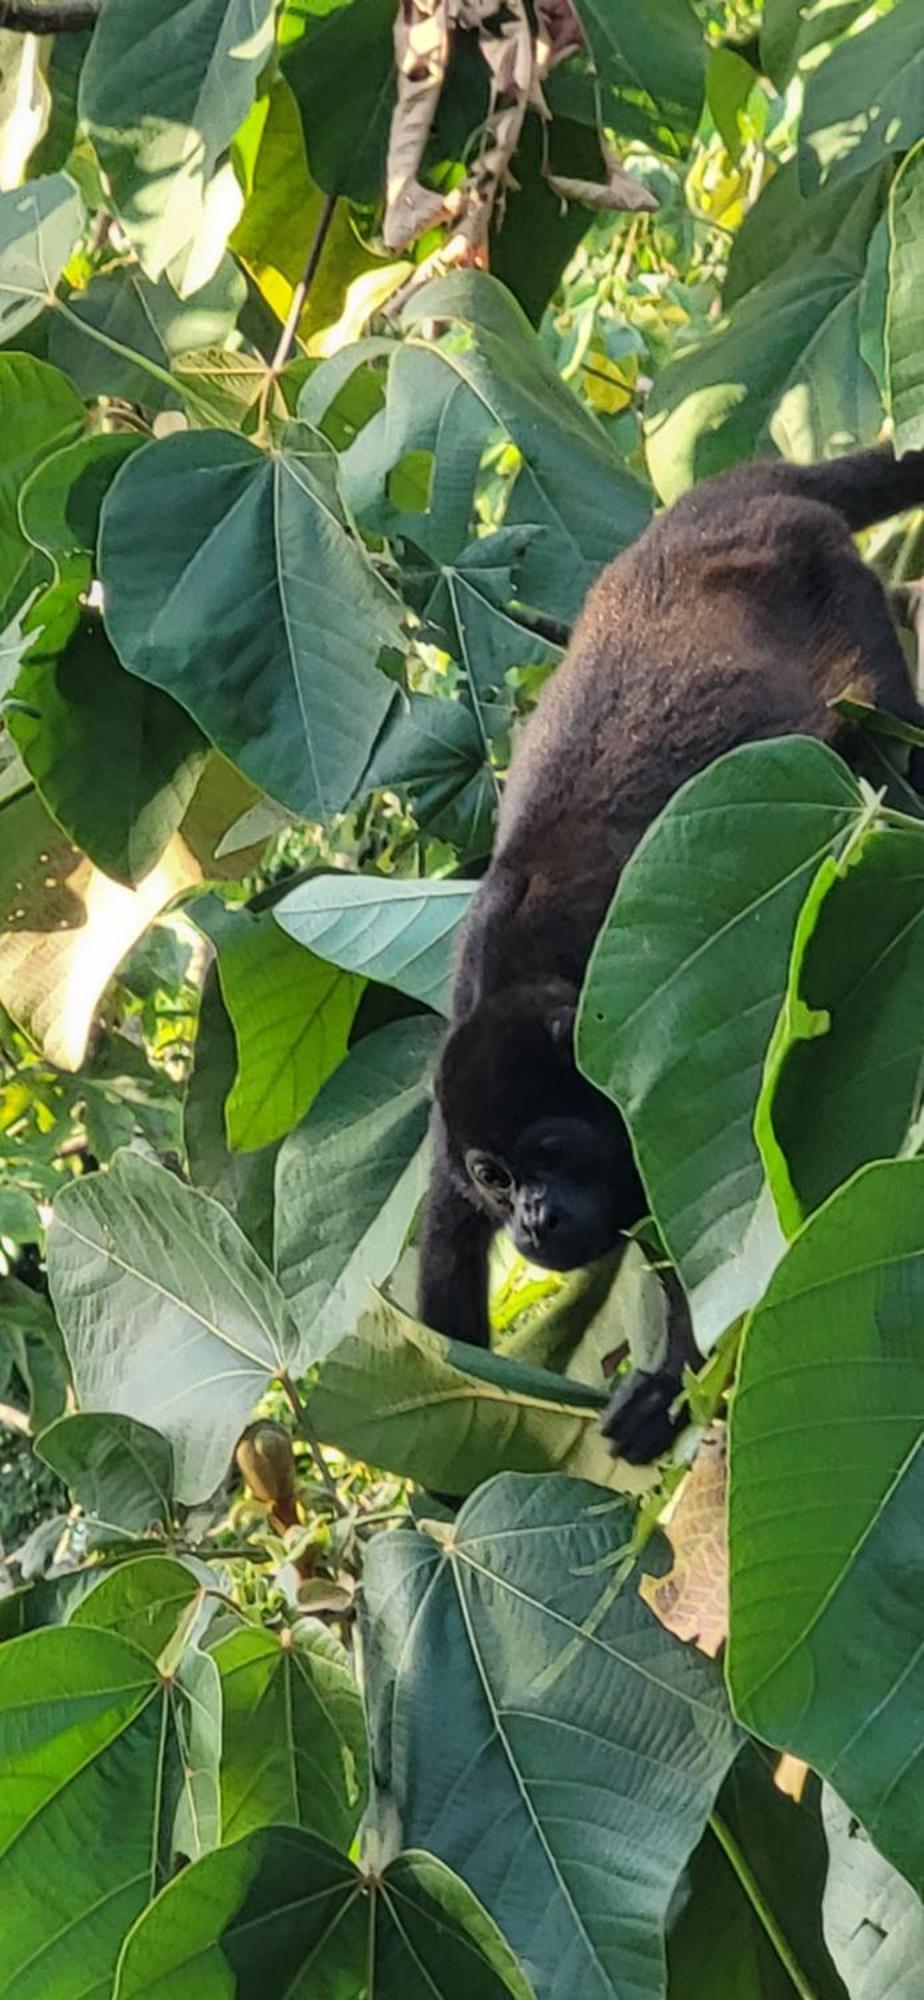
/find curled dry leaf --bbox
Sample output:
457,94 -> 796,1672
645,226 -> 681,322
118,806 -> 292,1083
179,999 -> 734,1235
533,0 -> 584,88
384,0 -> 454,252
639,1425 -> 728,1657
547,143 -> 659,214
384,0 -> 541,287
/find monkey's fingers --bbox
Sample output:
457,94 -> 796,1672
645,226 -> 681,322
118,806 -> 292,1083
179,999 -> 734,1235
601,1366 -> 686,1464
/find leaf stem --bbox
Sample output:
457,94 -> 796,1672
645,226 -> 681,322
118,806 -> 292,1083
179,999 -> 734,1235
51,296 -> 214,422
280,1370 -> 349,1516
256,192 -> 338,439
708,1812 -> 819,2000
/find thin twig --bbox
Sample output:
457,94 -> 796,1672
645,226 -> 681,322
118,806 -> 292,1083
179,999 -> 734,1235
256,192 -> 338,440
0,0 -> 99,29
279,1371 -> 350,1517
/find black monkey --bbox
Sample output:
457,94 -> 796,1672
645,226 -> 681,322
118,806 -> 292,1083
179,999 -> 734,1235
418,446 -> 924,1458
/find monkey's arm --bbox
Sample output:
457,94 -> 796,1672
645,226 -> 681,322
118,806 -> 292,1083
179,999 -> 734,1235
418,1115 -> 493,1347
601,1273 -> 699,1464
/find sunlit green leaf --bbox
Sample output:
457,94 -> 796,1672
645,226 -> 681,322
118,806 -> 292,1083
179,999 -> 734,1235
215,1619 -> 368,1848
100,426 -> 402,820
47,1151 -> 299,1503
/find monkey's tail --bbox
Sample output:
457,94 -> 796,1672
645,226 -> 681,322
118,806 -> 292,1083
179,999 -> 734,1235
762,445 -> 924,533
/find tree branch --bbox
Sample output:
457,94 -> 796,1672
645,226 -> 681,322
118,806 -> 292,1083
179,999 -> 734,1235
255,192 -> 338,438
0,0 -> 100,29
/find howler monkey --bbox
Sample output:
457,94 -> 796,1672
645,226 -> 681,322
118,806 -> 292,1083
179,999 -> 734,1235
418,446 -> 924,1459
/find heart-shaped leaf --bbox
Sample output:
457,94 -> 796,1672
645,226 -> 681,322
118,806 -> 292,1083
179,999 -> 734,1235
274,873 -> 474,1014
35,1410 -> 174,1531
757,816 -> 924,1234
100,427 -> 402,820
397,275 -> 651,620
275,1017 -> 441,1359
578,739 -> 863,1348
195,896 -> 362,1152
215,1619 -> 368,1848
115,1824 -> 534,1997
78,0 -> 276,281
0,1625 -> 198,1997
0,353 -> 83,629
363,1472 -> 740,2000
728,1158 -> 924,1893
0,172 -> 84,342
47,1151 -> 299,1503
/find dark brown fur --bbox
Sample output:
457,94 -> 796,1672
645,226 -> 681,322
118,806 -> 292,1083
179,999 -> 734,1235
419,447 -> 924,1456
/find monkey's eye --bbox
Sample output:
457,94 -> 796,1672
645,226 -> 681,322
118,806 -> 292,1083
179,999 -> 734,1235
466,1151 -> 514,1198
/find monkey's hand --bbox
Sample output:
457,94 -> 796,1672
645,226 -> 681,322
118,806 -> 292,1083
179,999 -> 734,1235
600,1365 -> 686,1465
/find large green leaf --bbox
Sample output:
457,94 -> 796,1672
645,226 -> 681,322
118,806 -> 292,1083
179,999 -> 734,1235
646,249 -> 881,500
577,739 -> 864,1349
570,0 -> 704,135
280,0 -> 397,204
363,1473 -> 740,2000
49,258 -> 247,409
0,1626 -> 177,1998
70,1555 -> 202,1657
311,1294 -> 650,1495
364,692 -> 498,859
728,1158 -> 924,1893
274,874 -> 473,1014
725,157 -> 889,308
78,0 -> 276,282
886,141 -> 924,454
215,1619 -> 368,1847
759,0 -> 870,91
0,353 -> 83,629
11,611 -> 208,887
99,426 -> 402,820
35,1410 -> 174,1531
195,897 -> 361,1152
275,1017 -> 440,1359
822,1787 -> 924,2000
0,172 -> 83,343
47,1151 -> 299,1503
399,274 -> 651,619
11,430 -> 207,883
183,963 -> 278,1259
800,0 -> 924,192
757,817 -> 924,1235
115,1825 -> 534,1998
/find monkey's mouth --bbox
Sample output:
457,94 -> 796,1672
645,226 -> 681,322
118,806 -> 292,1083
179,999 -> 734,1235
508,1222 -> 621,1272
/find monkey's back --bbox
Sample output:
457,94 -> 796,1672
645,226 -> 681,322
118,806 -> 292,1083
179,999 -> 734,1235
473,465 -> 922,1001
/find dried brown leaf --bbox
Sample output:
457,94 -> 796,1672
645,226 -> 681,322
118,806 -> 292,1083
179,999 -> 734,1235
384,0 -> 453,251
639,1426 -> 728,1657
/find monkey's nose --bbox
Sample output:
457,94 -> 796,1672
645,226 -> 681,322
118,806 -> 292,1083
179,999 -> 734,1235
520,1193 -> 558,1246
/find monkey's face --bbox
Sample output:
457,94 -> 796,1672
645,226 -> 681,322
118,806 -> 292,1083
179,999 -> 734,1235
464,1113 -> 634,1269
435,982 -> 645,1270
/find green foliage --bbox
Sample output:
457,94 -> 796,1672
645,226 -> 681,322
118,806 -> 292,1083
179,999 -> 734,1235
728,1159 -> 924,1893
363,1473 -> 740,1999
1,0 -> 924,1992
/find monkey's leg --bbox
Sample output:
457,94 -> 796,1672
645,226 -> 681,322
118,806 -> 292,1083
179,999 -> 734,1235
601,1276 -> 698,1463
418,1120 -> 493,1347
